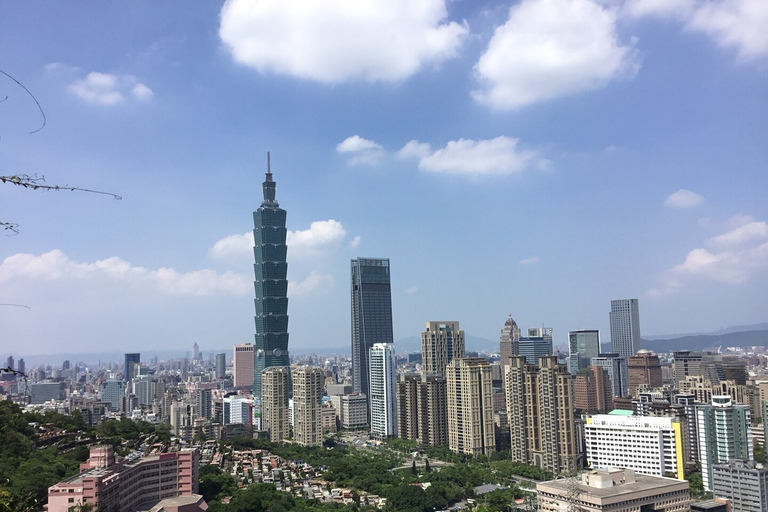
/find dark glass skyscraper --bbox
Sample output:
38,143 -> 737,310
124,353 -> 140,382
351,258 -> 394,399
253,154 -> 290,398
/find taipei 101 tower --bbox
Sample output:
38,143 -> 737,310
253,152 -> 290,398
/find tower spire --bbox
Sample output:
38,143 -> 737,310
266,151 -> 273,181
261,151 -> 277,206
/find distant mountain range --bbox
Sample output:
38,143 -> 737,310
643,322 -> 768,340
638,330 -> 768,353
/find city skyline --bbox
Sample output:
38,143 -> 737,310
0,1 -> 766,356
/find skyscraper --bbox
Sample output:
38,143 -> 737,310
350,258 -> 394,399
124,353 -> 140,383
447,357 -> 495,456
610,299 -> 641,360
591,353 -> 629,398
518,328 -> 554,364
369,343 -> 398,439
233,343 -> 254,389
253,154 -> 290,398
421,321 -> 465,375
215,353 -> 226,379
499,315 -> 521,367
567,329 -> 601,374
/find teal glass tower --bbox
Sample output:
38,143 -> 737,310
253,153 -> 290,398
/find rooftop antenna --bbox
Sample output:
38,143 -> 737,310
266,151 -> 272,180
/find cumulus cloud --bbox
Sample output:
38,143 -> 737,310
288,270 -> 334,297
219,0 -> 468,83
68,71 -> 153,106
398,136 -> 543,175
625,0 -> 768,60
649,217 -> 768,294
472,0 -> 640,109
519,256 -> 541,265
664,189 -> 705,209
349,236 -> 361,248
0,250 -> 250,296
336,135 -> 385,166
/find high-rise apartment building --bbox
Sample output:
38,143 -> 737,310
447,358 -> 495,456
628,350 -> 663,396
233,343 -> 255,389
215,353 -> 226,379
253,155 -> 290,398
609,299 -> 641,360
124,353 -> 140,382
350,258 -> 394,400
397,372 -> 448,447
697,395 -> 753,491
506,356 -> 580,474
584,414 -> 685,479
591,353 -> 628,398
292,366 -> 324,446
261,366 -> 290,442
369,343 -> 397,439
421,321 -> 465,375
712,460 -> 768,512
567,329 -> 601,374
499,315 -> 521,367
574,365 -> 614,413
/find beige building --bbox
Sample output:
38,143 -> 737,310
506,356 -> 581,474
537,468 -> 690,512
261,366 -> 290,442
321,401 -> 337,433
233,343 -> 255,389
292,366 -> 324,446
397,372 -> 448,447
421,321 -> 465,375
499,315 -> 521,368
446,357 -> 495,456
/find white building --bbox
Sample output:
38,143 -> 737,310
585,413 -> 685,479
697,395 -> 753,491
368,343 -> 397,439
223,396 -> 252,425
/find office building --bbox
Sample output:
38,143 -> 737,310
47,445 -> 199,512
697,395 -> 753,491
350,258 -> 394,400
338,393 -> 368,429
609,298 -> 641,383
537,468 -> 690,512
30,380 -> 66,404
124,353 -> 140,382
421,321 -> 465,375
518,329 -> 553,365
215,353 -> 226,379
506,356 -> 580,474
261,366 -> 290,442
223,396 -> 252,425
253,155 -> 290,398
397,372 -> 448,447
292,366 -> 324,446
233,343 -> 255,389
100,380 -> 125,412
369,343 -> 397,439
591,353 -> 628,398
499,315 -> 520,367
574,365 -> 614,413
673,350 -> 712,385
584,413 -> 685,479
712,459 -> 768,512
447,358 -> 495,456
628,350 -> 663,396
567,329 -> 601,374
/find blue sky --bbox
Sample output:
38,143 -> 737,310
1,0 -> 766,358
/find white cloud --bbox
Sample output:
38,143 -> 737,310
288,270 -> 334,297
472,0 -> 640,109
625,0 -> 768,60
649,217 -> 768,294
287,220 -> 347,254
519,256 -> 541,265
0,250 -> 250,296
209,232 -> 253,260
219,0 -> 468,83
336,135 -> 385,166
349,236 -> 361,248
68,71 -> 153,106
399,136 -> 542,176
664,189 -> 705,209
405,286 -> 419,294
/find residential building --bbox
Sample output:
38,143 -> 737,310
350,258 -> 394,401
292,366 -> 324,446
584,413 -> 685,479
628,350 -> 663,397
369,343 -> 397,439
223,396 -> 252,425
506,356 -> 580,473
253,155 -> 290,398
574,365 -> 614,414
233,343 -> 255,389
261,366 -> 290,442
591,353 -> 628,398
421,321 -> 465,375
712,459 -> 768,512
447,357 -> 495,456
568,329 -> 601,374
124,353 -> 140,382
499,315 -> 520,368
47,445 -> 198,512
537,468 -> 689,512
697,395 -> 753,491
397,372 -> 447,447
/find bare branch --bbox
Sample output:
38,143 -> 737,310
1,222 -> 19,235
0,174 -> 122,200
0,69 -> 46,134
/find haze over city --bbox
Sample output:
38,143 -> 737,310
1,0 -> 766,357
